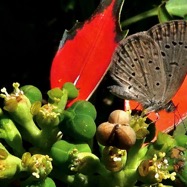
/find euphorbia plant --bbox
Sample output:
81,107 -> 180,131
0,81 -> 186,186
0,0 -> 187,186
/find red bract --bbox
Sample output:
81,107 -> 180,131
50,0 -> 124,106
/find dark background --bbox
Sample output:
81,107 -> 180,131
0,0 -> 160,95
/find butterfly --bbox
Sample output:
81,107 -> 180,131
109,20 -> 187,113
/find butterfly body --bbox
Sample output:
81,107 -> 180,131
109,20 -> 187,113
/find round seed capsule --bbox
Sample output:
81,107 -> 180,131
96,122 -> 136,150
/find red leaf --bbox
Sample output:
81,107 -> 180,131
50,0 -> 124,106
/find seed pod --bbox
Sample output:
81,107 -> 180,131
96,122 -> 136,150
108,110 -> 130,125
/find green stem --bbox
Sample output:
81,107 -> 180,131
20,175 -> 39,187
23,120 -> 41,140
19,120 -> 60,151
95,161 -> 127,187
99,170 -> 125,187
61,110 -> 75,120
109,171 -> 125,187
121,7 -> 158,27
50,167 -> 74,185
17,120 -> 42,147
122,139 -> 148,186
39,127 -> 61,151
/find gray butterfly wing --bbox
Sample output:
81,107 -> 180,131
109,33 -> 167,110
147,20 -> 187,104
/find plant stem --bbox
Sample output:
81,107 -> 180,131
121,7 -> 158,27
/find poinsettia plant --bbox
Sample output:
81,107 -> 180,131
0,0 -> 187,187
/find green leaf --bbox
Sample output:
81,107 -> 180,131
158,2 -> 173,23
166,0 -> 187,18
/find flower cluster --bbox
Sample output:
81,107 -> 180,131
0,82 -> 186,187
138,152 -> 176,184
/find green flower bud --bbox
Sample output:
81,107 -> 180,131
138,160 -> 158,184
62,82 -> 79,100
0,83 -> 41,145
0,114 -> 25,156
60,101 -> 97,141
47,88 -> 64,102
60,114 -> 96,142
50,140 -> 91,164
102,146 -> 127,172
67,100 -> 97,120
75,143 -> 91,153
138,152 -> 176,184
22,152 -> 53,179
69,152 -> 100,175
0,83 -> 33,125
50,140 -> 91,174
30,101 -> 42,116
130,114 -> 150,139
23,177 -> 56,187
50,140 -> 75,166
0,143 -> 23,179
47,88 -> 68,110
20,85 -> 43,104
35,104 -> 60,129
